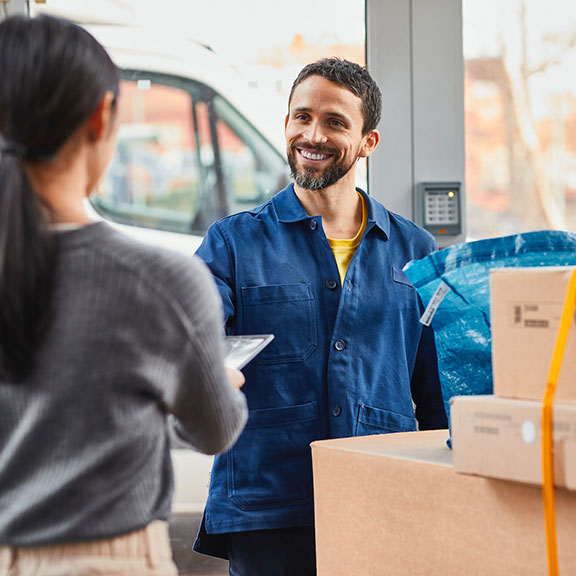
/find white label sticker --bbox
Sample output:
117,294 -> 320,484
521,420 -> 537,444
420,281 -> 450,326
137,79 -> 152,91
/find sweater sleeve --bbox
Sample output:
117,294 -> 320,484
166,256 -> 247,454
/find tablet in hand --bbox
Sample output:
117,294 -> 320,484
223,334 -> 275,370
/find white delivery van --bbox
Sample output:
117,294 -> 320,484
85,24 -> 289,255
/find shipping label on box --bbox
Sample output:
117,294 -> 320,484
508,301 -> 561,330
451,394 -> 576,490
491,266 -> 576,402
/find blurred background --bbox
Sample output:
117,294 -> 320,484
24,0 -> 576,241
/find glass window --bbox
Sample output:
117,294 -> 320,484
463,0 -> 576,239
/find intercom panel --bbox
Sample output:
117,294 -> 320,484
416,182 -> 462,237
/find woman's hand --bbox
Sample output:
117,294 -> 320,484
226,367 -> 245,389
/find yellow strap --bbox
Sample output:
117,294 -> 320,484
542,270 -> 576,576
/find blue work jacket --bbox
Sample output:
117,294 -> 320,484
194,184 -> 447,555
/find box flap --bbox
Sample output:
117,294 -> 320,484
311,429 -> 452,467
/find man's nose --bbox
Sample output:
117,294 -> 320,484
304,121 -> 328,144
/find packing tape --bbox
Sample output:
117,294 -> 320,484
542,269 -> 576,576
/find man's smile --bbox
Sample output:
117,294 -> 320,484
297,148 -> 334,162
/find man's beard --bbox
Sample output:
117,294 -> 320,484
287,143 -> 355,191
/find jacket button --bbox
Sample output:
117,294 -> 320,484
334,340 -> 346,351
332,405 -> 342,417
309,220 -> 318,230
326,279 -> 338,290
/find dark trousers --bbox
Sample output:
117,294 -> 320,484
227,526 -> 316,576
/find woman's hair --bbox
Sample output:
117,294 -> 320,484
0,15 -> 119,380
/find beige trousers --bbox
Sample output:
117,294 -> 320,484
0,521 -> 178,576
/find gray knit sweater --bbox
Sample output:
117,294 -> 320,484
0,222 -> 247,546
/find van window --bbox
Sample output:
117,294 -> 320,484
91,70 -> 288,235
214,95 -> 287,217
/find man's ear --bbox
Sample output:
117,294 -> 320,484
358,129 -> 380,158
284,114 -> 289,130
87,91 -> 116,143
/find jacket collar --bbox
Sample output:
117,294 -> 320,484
273,183 -> 390,239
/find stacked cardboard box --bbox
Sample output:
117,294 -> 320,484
311,430 -> 576,575
451,266 -> 576,488
490,266 -> 576,402
311,267 -> 576,575
451,394 -> 576,488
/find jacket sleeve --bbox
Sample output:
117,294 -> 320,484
410,322 -> 448,430
195,221 -> 236,326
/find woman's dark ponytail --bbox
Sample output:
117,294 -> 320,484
0,147 -> 53,380
0,15 -> 119,380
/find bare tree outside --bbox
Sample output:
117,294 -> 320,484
464,0 -> 576,239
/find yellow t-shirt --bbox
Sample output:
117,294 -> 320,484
327,193 -> 367,285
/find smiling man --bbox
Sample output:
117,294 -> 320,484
193,59 -> 448,576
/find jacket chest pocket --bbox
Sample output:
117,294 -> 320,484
241,283 -> 318,364
389,266 -> 419,310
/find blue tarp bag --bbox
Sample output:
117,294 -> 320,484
403,230 -> 576,440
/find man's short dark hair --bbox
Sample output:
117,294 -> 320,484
288,58 -> 382,134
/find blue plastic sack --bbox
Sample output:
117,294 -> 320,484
403,230 -> 576,436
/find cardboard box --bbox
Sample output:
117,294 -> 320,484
311,430 -> 576,576
451,394 -> 576,489
491,266 -> 576,402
